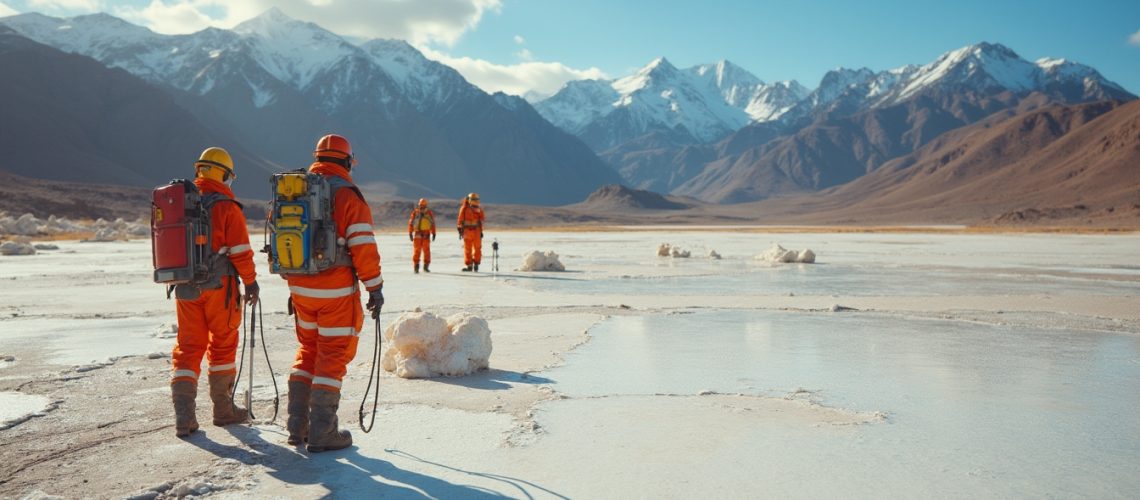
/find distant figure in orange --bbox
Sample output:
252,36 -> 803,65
407,198 -> 436,273
457,193 -> 485,272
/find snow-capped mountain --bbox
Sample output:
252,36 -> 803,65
672,42 -> 1136,204
535,57 -> 807,151
780,43 -> 1133,127
0,8 -> 621,205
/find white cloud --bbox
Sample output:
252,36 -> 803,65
0,1 -> 19,16
1130,29 -> 1140,46
113,0 -> 216,35
112,0 -> 501,46
513,34 -> 524,45
516,48 -> 533,61
420,46 -> 606,97
27,0 -> 101,12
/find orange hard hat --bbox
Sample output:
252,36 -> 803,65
313,134 -> 354,163
418,198 -> 428,207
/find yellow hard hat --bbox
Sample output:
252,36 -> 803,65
194,147 -> 235,181
467,192 -> 480,205
418,198 -> 428,208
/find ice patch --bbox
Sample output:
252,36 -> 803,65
382,309 -> 492,378
0,392 -> 56,430
755,244 -> 815,263
517,250 -> 565,272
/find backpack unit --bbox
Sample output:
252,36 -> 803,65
151,179 -> 238,293
413,209 -> 434,231
266,171 -> 356,275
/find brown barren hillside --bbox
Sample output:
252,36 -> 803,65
739,100 -> 1140,226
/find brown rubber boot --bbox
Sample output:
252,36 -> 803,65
286,381 -> 311,445
307,388 -> 352,453
171,380 -> 199,438
208,373 -> 249,426
423,262 -> 430,273
414,263 -> 420,274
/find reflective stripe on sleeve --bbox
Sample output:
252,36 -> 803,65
312,376 -> 342,388
208,363 -> 236,373
345,223 -> 373,236
289,286 -> 356,299
171,369 -> 197,380
296,318 -> 318,330
362,275 -> 384,288
227,244 -> 252,255
291,369 -> 314,380
318,326 -> 359,337
346,235 -> 376,247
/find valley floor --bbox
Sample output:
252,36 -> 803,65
1,230 -> 1138,498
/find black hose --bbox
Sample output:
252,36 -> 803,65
231,291 -> 247,405
358,315 -> 382,433
256,300 -> 280,423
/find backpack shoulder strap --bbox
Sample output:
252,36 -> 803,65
324,175 -> 364,201
201,192 -> 243,210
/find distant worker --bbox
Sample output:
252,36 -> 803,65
284,134 -> 383,452
170,147 -> 259,437
457,192 -> 485,272
407,198 -> 436,273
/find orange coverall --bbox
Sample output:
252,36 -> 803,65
457,202 -> 485,267
285,162 -> 383,393
407,207 -> 436,266
172,178 -> 256,386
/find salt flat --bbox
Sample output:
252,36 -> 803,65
0,230 -> 1138,498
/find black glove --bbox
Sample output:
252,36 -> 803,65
457,227 -> 463,239
481,231 -> 484,238
244,281 -> 260,305
409,233 -> 414,242
366,286 -> 384,319
431,233 -> 436,241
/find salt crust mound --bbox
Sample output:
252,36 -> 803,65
382,309 -> 492,379
656,243 -> 691,258
0,212 -> 147,239
1,240 -> 35,256
517,250 -> 565,271
756,244 -> 816,263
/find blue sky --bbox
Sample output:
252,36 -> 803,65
2,0 -> 1137,96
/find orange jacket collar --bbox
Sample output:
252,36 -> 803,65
310,162 -> 352,181
194,177 -> 235,198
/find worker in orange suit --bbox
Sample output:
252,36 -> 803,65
285,134 -> 383,453
170,147 -> 259,438
407,198 -> 436,274
457,192 -> 485,272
